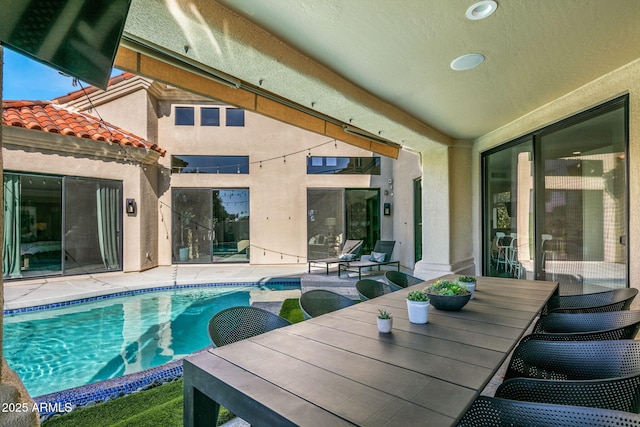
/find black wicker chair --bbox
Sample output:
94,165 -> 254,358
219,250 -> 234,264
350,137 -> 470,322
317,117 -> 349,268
542,288 -> 638,315
532,310 -> 640,335
384,270 -> 423,289
520,311 -> 640,344
520,311 -> 640,343
504,339 -> 640,381
299,289 -> 357,319
495,374 -> 640,413
208,306 -> 291,348
458,396 -> 640,427
356,279 -> 401,301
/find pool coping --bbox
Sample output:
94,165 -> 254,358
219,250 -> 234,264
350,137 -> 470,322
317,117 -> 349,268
4,278 -> 301,316
35,357 -> 187,422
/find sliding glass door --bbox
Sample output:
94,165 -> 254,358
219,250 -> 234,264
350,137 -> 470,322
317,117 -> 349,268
345,189 -> 380,255
172,188 -> 250,263
483,139 -> 533,279
482,96 -> 628,292
65,177 -> 122,274
307,189 -> 344,259
307,188 -> 380,259
537,101 -> 627,292
3,173 -> 122,279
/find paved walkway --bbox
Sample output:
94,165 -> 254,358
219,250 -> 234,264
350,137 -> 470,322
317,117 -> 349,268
3,263 -> 382,311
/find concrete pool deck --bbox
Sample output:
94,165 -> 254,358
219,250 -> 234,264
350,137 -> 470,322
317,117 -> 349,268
3,263 -> 380,311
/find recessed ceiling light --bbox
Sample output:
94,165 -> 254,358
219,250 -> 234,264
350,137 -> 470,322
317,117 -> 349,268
450,53 -> 485,71
466,1 -> 498,20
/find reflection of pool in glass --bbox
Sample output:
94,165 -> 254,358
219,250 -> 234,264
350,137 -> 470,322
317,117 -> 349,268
3,283 -> 299,397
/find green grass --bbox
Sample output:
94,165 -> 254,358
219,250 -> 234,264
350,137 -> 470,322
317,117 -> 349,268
278,298 -> 305,323
42,299 -> 304,426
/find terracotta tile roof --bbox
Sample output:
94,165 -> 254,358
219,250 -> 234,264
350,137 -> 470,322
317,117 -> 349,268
2,100 -> 166,156
53,72 -> 138,104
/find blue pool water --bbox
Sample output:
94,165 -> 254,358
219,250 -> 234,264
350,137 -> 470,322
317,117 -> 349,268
3,282 -> 299,397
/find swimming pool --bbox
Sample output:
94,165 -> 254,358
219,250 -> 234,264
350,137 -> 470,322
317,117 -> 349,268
3,281 -> 300,398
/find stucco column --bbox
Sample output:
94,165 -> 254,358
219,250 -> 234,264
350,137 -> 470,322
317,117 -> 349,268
414,142 -> 475,280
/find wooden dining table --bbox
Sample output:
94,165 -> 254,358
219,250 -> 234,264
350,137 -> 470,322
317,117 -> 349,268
184,275 -> 558,426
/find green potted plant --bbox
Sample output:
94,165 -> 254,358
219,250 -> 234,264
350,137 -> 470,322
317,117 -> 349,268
457,275 -> 477,299
425,279 -> 471,311
377,309 -> 393,333
406,290 -> 430,324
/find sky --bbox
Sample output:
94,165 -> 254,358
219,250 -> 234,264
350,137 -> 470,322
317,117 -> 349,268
2,48 -> 122,101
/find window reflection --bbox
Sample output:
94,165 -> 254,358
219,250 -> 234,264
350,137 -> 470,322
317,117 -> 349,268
172,188 -> 250,263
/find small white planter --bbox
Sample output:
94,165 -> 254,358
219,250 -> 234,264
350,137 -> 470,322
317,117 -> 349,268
377,317 -> 393,333
459,281 -> 476,299
406,300 -> 430,324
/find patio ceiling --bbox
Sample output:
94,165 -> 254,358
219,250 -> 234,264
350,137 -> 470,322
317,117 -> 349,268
119,0 -> 640,153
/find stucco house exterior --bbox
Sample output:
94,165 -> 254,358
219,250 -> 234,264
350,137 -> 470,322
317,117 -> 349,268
2,73 -> 422,280
1,97 -> 164,280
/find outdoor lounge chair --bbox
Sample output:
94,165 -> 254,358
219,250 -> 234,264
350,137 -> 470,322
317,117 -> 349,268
356,279 -> 401,301
208,306 -> 291,348
338,240 -> 399,280
384,270 -> 423,288
542,288 -> 638,315
307,239 -> 363,274
299,289 -> 357,319
504,339 -> 640,381
458,396 -> 640,427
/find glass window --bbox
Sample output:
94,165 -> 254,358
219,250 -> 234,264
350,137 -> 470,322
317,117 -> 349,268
64,177 -> 122,274
3,174 -> 62,278
307,189 -> 344,260
483,140 -> 533,281
172,188 -> 249,263
173,189 -> 212,263
171,155 -> 249,174
226,108 -> 245,127
175,107 -> 194,126
538,102 -> 627,292
201,107 -> 220,126
213,190 -> 250,263
307,156 -> 381,174
414,178 -> 422,263
306,188 -> 380,259
345,189 -> 380,254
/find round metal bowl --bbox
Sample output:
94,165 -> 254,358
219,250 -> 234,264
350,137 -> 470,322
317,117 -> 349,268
427,293 -> 471,311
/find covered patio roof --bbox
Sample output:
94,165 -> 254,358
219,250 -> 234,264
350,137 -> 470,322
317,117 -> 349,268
116,0 -> 640,155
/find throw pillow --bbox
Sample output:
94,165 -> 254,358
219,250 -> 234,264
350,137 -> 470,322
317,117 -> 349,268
370,251 -> 386,262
